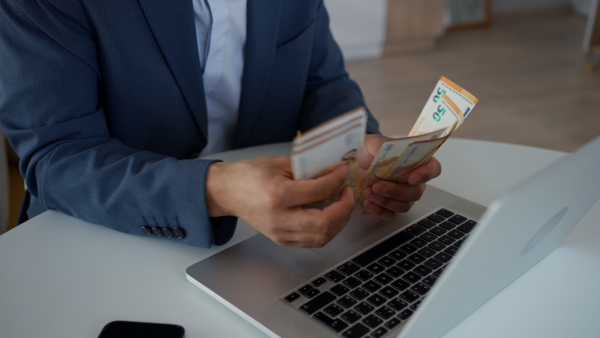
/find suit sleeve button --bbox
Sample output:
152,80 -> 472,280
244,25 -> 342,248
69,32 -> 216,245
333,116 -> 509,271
161,227 -> 174,238
172,227 -> 186,239
151,227 -> 163,237
141,226 -> 152,235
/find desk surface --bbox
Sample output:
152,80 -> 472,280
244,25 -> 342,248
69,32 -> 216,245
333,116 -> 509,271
1,138 -> 599,338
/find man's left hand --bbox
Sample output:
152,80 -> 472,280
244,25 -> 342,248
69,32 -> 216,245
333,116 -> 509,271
358,134 -> 442,221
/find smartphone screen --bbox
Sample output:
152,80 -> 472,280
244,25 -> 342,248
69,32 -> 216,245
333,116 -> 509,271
98,321 -> 185,338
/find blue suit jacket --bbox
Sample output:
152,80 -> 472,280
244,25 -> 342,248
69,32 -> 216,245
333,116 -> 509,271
0,0 -> 379,247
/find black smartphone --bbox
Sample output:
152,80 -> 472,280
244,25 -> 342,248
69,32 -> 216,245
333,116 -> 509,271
98,320 -> 185,338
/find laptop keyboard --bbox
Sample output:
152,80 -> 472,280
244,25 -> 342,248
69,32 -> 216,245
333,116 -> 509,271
281,209 -> 477,338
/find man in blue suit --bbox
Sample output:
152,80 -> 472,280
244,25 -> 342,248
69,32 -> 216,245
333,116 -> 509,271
0,0 -> 441,248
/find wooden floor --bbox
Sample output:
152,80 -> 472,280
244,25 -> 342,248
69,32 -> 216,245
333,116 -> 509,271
346,7 -> 600,152
4,7 -> 600,231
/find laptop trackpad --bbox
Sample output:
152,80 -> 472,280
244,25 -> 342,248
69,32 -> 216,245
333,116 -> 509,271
309,212 -> 394,257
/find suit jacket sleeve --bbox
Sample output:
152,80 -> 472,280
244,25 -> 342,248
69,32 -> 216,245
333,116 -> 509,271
0,0 -> 233,248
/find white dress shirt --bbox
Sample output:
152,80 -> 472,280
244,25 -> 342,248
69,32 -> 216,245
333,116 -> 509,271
193,0 -> 247,155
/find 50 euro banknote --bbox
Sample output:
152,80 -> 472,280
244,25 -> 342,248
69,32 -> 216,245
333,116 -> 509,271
359,77 -> 478,200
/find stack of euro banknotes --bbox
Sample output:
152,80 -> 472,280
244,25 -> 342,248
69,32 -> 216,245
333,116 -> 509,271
291,76 -> 478,207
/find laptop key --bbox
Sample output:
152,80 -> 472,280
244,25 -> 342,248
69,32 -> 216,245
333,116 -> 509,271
388,298 -> 409,311
424,258 -> 443,270
427,213 -> 445,223
414,265 -> 433,276
362,314 -> 383,328
407,253 -> 426,264
375,306 -> 396,320
362,280 -> 382,294
341,310 -> 363,323
366,294 -> 387,307
400,290 -> 420,303
311,277 -> 327,287
391,278 -> 411,291
389,249 -> 407,260
351,231 -> 414,267
338,296 -> 357,308
324,303 -> 345,317
418,218 -> 436,228
439,221 -> 457,230
342,323 -> 369,338
398,309 -> 414,320
409,238 -> 428,248
405,224 -> 427,236
354,270 -> 374,281
428,241 -> 446,251
350,288 -> 370,300
384,317 -> 402,329
436,209 -> 454,218
449,214 -> 467,224
421,276 -> 437,287
417,247 -> 436,258
284,292 -> 300,303
419,232 -> 438,242
397,259 -> 416,271
337,262 -> 361,276
438,235 -> 455,245
325,270 -> 345,283
299,285 -> 320,298
399,244 -> 418,254
458,220 -> 477,233
343,276 -> 362,289
314,312 -> 349,333
379,286 -> 400,299
434,252 -> 452,263
366,262 -> 385,274
374,273 -> 393,285
444,245 -> 458,256
300,291 -> 336,315
330,284 -> 350,296
411,282 -> 430,295
355,301 -> 375,315
409,301 -> 421,311
385,266 -> 404,278
377,256 -> 397,267
371,326 -> 389,338
429,226 -> 447,236
448,229 -> 465,239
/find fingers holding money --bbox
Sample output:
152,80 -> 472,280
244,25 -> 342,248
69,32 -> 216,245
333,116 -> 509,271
362,183 -> 420,220
362,157 -> 441,220
270,186 -> 355,247
206,156 -> 355,248
282,164 -> 350,207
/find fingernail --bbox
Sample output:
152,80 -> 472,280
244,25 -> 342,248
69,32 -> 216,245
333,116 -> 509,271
410,174 -> 424,185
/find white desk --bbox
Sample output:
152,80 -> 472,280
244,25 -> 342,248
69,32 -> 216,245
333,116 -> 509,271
1,139 -> 599,338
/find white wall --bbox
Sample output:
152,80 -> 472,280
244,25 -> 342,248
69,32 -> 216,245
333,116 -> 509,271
325,0 -> 585,61
324,0 -> 388,60
492,0 -> 571,13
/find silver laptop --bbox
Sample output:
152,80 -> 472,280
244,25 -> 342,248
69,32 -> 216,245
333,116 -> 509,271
186,136 -> 600,338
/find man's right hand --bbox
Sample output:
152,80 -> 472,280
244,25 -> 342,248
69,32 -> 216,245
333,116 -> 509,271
206,156 -> 355,248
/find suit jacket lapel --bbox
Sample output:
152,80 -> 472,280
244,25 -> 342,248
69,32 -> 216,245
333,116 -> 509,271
137,0 -> 208,143
233,0 -> 281,148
